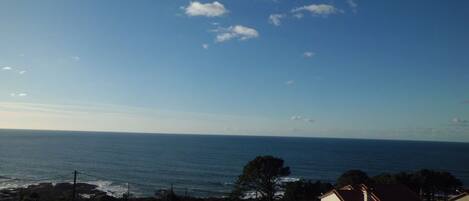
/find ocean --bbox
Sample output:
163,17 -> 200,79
0,129 -> 468,197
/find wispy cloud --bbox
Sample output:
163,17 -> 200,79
269,14 -> 285,26
72,56 -> 80,61
290,115 -> 315,124
303,51 -> 315,58
202,43 -> 209,49
452,117 -> 469,125
292,4 -> 343,17
184,1 -> 228,17
290,115 -> 302,120
19,70 -> 26,75
293,13 -> 304,19
346,0 -> 358,13
2,66 -> 12,70
213,25 -> 259,42
303,118 -> 315,123
10,93 -> 28,97
285,80 -> 295,86
0,102 -> 290,136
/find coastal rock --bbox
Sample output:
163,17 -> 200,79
0,182 -> 106,201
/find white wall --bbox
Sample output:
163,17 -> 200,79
321,193 -> 342,201
454,195 -> 469,201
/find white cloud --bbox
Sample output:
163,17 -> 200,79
269,14 -> 285,26
2,66 -> 12,70
290,115 -> 302,120
346,0 -> 358,13
452,117 -> 469,125
292,4 -> 342,17
293,13 -> 304,19
202,43 -> 209,49
290,115 -> 315,124
213,25 -> 259,42
184,1 -> 228,17
72,56 -> 80,61
10,93 -> 28,97
19,70 -> 26,75
285,80 -> 295,85
303,51 -> 315,58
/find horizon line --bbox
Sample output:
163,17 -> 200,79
1,127 -> 467,144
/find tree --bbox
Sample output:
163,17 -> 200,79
412,169 -> 462,201
372,170 -> 463,201
372,173 -> 399,185
232,156 -> 290,201
435,171 -> 462,198
283,180 -> 333,201
336,170 -> 370,187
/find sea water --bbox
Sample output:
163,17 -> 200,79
0,129 -> 468,197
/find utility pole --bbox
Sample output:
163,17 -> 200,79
72,170 -> 77,201
127,183 -> 130,200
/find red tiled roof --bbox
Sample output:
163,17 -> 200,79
321,184 -> 421,201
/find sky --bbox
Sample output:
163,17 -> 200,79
0,0 -> 468,142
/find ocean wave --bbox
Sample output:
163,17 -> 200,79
278,176 -> 301,183
223,181 -> 234,186
0,180 -> 36,190
0,178 -> 129,198
87,180 -> 128,198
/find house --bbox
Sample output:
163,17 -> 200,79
449,190 -> 469,201
319,184 -> 421,201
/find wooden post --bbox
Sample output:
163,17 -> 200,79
72,170 -> 77,201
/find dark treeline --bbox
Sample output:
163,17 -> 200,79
230,156 -> 463,201
1,155 -> 464,201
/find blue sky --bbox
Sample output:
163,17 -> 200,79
0,0 -> 468,142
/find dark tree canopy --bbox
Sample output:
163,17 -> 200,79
412,169 -> 462,201
232,155 -> 290,201
283,180 -> 333,201
371,169 -> 463,201
336,169 -> 370,187
372,173 -> 399,185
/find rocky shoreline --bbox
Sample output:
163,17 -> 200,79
0,182 -> 226,201
0,182 -> 115,201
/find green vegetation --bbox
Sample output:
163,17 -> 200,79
336,169 -> 370,187
231,156 -> 290,201
282,180 -> 333,201
372,169 -> 462,201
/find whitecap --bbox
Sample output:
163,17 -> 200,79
87,180 -> 128,198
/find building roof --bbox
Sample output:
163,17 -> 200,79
320,184 -> 421,201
